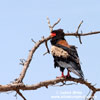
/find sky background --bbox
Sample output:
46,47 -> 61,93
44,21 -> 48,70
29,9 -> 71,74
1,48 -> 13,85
0,0 -> 100,100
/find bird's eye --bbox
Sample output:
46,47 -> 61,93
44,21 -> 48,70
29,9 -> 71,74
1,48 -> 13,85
50,32 -> 56,37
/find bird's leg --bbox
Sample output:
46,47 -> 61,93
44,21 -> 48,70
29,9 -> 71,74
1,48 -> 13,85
61,72 -> 65,77
66,70 -> 71,78
56,72 -> 66,78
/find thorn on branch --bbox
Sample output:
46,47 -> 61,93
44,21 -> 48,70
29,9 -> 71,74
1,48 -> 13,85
45,85 -> 48,89
42,36 -> 45,39
53,82 -> 77,87
31,38 -> 36,44
85,89 -> 91,100
93,84 -> 97,87
14,78 -> 18,82
14,92 -> 18,100
29,50 -> 31,52
19,59 -> 26,66
6,91 -> 13,95
81,30 -> 83,34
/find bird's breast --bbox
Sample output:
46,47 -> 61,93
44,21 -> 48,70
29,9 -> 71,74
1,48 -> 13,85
51,45 -> 69,58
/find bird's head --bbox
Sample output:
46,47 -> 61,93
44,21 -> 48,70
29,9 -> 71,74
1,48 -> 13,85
50,29 -> 64,38
50,29 -> 65,45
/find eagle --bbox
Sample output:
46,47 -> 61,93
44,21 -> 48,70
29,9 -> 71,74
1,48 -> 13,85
50,29 -> 84,79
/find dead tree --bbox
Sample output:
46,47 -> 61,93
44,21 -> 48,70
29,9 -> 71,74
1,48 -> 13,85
0,17 -> 100,100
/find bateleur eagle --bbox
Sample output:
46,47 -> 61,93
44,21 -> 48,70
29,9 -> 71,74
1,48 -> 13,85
50,29 -> 84,79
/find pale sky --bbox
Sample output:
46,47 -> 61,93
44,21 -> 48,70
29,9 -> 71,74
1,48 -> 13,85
0,0 -> 100,100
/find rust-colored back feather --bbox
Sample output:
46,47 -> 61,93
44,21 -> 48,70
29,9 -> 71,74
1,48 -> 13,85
57,40 -> 70,48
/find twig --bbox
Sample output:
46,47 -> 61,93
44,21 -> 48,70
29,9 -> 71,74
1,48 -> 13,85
64,31 -> 100,36
19,59 -> 26,66
16,90 -> 26,100
47,17 -> 61,32
75,20 -> 83,44
76,20 -> 83,34
14,92 -> 18,100
41,36 -> 50,55
85,89 -> 91,100
43,40 -> 50,55
52,18 -> 61,28
31,38 -> 36,44
47,17 -> 52,30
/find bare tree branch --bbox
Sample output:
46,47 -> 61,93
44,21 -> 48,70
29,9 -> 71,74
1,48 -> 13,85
15,36 -> 51,83
0,77 -> 100,100
14,29 -> 100,99
1,18 -> 100,100
65,31 -> 100,36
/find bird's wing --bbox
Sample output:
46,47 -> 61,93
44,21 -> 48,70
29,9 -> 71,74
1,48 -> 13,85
52,44 -> 84,78
54,44 -> 80,64
51,44 -> 84,79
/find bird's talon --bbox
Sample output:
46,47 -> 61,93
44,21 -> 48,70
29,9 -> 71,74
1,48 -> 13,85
56,75 -> 66,78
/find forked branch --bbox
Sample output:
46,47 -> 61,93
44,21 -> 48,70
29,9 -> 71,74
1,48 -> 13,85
47,17 -> 61,32
0,17 -> 100,100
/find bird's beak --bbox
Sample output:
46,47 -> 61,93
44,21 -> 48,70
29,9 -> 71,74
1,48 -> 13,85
50,33 -> 56,37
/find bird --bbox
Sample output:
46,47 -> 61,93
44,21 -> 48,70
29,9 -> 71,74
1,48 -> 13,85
50,29 -> 84,79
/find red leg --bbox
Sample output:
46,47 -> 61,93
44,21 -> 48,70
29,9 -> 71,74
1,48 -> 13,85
61,72 -> 64,77
66,70 -> 71,78
56,72 -> 66,78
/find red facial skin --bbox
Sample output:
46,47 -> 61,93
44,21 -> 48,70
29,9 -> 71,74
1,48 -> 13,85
50,32 -> 56,37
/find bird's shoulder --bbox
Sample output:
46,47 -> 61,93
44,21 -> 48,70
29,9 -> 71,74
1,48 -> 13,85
52,43 -> 80,64
56,40 -> 70,48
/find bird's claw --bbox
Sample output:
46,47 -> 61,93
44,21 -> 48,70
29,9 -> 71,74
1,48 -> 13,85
56,75 -> 66,78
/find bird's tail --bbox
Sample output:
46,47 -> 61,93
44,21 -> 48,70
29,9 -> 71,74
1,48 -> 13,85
69,68 -> 84,80
75,69 -> 84,79
68,62 -> 84,80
